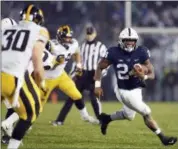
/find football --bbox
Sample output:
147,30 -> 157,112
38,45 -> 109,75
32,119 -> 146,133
133,63 -> 148,74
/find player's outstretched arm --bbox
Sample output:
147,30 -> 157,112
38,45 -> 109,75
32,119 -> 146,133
94,58 -> 111,81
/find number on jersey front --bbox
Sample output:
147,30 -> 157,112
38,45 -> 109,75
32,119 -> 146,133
117,63 -> 129,80
2,29 -> 30,52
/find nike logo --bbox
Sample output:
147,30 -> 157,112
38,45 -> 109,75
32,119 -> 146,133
169,140 -> 175,144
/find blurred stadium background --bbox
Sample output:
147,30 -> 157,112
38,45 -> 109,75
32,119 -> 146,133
2,1 -> 178,102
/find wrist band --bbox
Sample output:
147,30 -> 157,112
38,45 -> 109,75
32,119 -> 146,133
95,81 -> 101,87
144,75 -> 148,80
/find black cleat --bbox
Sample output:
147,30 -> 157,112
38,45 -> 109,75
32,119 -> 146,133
161,136 -> 177,146
1,135 -> 10,145
99,113 -> 112,135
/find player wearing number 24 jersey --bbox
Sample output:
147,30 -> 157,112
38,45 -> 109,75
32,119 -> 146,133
94,27 -> 177,146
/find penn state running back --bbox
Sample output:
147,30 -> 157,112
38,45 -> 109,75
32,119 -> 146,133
94,28 -> 177,146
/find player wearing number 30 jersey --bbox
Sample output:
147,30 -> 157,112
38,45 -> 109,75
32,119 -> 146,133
1,4 -> 49,149
95,27 -> 177,146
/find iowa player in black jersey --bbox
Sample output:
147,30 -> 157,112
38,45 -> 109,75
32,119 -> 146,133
94,28 -> 177,146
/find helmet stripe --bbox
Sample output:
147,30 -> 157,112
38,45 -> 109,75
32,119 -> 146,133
9,18 -> 14,25
128,28 -> 131,36
26,4 -> 34,21
66,25 -> 70,34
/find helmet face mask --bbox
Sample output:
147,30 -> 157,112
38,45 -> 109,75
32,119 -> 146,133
56,25 -> 73,44
121,39 -> 137,52
119,28 -> 139,52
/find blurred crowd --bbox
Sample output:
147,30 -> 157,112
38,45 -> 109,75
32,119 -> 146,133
2,1 -> 178,101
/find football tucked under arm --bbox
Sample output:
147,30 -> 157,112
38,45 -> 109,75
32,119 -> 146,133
134,63 -> 149,74
129,63 -> 148,78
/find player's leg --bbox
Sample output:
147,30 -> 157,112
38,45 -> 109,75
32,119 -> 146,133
51,98 -> 74,125
7,72 -> 42,149
116,88 -> 177,146
89,89 -> 102,120
2,100 -> 19,134
1,100 -> 19,144
55,71 -> 97,124
1,72 -> 20,144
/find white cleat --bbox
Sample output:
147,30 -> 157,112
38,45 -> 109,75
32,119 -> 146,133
81,116 -> 100,125
1,120 -> 13,137
49,120 -> 64,126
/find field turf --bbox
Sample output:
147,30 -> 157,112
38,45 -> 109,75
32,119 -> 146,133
1,102 -> 178,149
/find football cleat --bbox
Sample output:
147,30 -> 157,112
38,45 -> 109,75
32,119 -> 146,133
50,120 -> 63,126
81,115 -> 100,125
99,113 -> 112,135
161,136 -> 177,146
1,135 -> 10,145
1,120 -> 13,137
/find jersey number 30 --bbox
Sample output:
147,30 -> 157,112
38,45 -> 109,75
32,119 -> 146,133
117,64 -> 129,80
2,29 -> 30,52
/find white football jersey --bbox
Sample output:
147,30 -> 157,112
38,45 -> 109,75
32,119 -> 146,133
44,38 -> 79,79
2,21 -> 49,79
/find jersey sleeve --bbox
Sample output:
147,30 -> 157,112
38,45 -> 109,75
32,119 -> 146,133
72,39 -> 79,53
37,27 -> 50,44
140,46 -> 151,63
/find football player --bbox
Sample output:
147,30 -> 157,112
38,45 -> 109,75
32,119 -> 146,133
1,17 -> 20,144
94,28 -> 177,146
43,25 -> 98,125
1,4 -> 49,149
1,39 -> 65,144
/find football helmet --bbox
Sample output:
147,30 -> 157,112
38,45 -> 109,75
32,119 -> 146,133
1,18 -> 17,29
20,4 -> 44,25
56,25 -> 73,44
119,27 -> 139,52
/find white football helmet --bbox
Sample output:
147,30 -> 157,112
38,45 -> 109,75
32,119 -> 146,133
1,18 -> 17,30
119,27 -> 139,52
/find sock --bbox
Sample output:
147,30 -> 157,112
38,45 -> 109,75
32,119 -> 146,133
110,111 -> 126,120
12,119 -> 32,140
79,107 -> 89,118
56,99 -> 73,122
155,128 -> 165,139
7,138 -> 21,149
5,108 -> 15,119
5,112 -> 19,126
75,99 -> 84,110
90,93 -> 102,119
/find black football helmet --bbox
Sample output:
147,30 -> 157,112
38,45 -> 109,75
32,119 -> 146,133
20,4 -> 44,25
56,25 -> 73,43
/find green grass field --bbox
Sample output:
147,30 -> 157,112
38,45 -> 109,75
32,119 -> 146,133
1,102 -> 178,149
